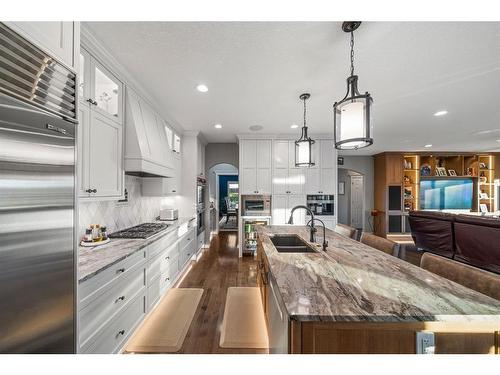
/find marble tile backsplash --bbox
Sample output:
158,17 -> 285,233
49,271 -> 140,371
78,176 -> 163,238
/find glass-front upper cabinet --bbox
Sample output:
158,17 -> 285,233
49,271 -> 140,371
79,47 -> 123,124
78,49 -> 90,103
173,133 -> 181,155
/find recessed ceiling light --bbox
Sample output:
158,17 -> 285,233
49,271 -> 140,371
424,144 -> 433,148
196,84 -> 208,93
290,124 -> 299,129
433,110 -> 448,117
214,123 -> 222,129
249,125 -> 263,131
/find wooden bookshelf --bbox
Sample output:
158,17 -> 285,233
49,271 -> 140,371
373,152 -> 500,237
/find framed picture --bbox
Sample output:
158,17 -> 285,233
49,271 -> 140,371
338,182 -> 345,195
479,192 -> 489,199
448,169 -> 457,176
480,203 -> 489,213
436,167 -> 447,176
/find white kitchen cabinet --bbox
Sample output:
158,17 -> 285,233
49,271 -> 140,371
6,22 -> 78,70
304,139 -> 336,195
305,168 -> 320,194
79,47 -> 123,124
241,168 -> 257,195
79,220 -> 197,353
272,140 -> 305,195
241,140 -> 257,168
320,168 -> 336,194
142,154 -> 181,196
197,140 -> 206,177
273,140 -> 289,169
320,139 -> 335,168
272,194 -> 306,225
77,105 -> 90,197
87,112 -> 123,198
78,106 -> 123,199
240,139 -> 272,195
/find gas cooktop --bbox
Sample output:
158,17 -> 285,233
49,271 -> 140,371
108,223 -> 169,239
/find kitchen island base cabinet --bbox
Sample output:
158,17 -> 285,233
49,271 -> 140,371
290,322 -> 500,354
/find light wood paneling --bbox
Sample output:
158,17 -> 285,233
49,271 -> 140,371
297,321 -> 500,354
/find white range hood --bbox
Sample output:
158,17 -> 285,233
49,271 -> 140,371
125,88 -> 174,177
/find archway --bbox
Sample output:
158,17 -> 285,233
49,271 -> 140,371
207,163 -> 239,234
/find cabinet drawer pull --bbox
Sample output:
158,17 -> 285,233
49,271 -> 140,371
117,330 -> 125,336
165,255 -> 170,260
117,268 -> 125,273
115,295 -> 125,303
165,277 -> 170,282
172,190 -> 176,193
187,238 -> 191,241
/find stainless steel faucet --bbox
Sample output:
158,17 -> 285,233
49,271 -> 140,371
306,218 -> 329,251
288,205 -> 316,242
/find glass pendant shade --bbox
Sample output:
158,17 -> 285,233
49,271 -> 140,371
295,93 -> 315,167
334,75 -> 373,150
295,126 -> 315,167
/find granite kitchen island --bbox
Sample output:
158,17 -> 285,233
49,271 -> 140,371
256,225 -> 500,354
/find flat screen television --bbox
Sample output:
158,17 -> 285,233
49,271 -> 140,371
419,178 -> 473,210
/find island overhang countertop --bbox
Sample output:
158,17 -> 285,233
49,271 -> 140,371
257,225 -> 500,323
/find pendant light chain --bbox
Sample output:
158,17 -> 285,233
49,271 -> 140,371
350,31 -> 355,77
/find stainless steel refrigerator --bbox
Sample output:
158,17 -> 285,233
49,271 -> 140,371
0,23 -> 76,353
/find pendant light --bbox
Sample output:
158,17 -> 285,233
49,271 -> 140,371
295,93 -> 315,167
334,21 -> 373,150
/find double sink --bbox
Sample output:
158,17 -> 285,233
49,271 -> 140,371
270,234 -> 318,253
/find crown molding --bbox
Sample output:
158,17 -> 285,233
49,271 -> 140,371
80,24 -> 184,135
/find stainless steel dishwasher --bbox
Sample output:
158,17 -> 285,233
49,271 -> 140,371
267,273 -> 289,353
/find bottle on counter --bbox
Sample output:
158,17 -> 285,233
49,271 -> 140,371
83,229 -> 93,243
100,226 -> 108,241
92,224 -> 101,241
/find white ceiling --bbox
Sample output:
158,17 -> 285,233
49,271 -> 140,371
84,21 -> 500,155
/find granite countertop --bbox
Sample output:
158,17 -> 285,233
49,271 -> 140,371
78,217 -> 196,283
257,225 -> 500,323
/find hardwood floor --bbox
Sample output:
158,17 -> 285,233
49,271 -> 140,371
174,232 -> 268,354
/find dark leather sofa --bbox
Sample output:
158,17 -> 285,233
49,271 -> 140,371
454,215 -> 500,274
407,211 -> 456,258
408,211 -> 500,274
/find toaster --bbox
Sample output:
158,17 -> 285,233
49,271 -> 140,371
160,208 -> 178,221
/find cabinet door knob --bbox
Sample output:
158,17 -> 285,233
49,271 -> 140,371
86,98 -> 93,104
115,295 -> 125,303
172,190 -> 176,193
165,255 -> 170,260
91,188 -> 97,193
92,99 -> 98,106
117,268 -> 125,273
85,188 -> 92,193
165,277 -> 170,281
117,330 -> 125,336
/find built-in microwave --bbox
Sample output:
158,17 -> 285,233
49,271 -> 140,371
241,195 -> 272,216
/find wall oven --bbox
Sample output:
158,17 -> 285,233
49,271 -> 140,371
197,176 -> 206,211
241,195 -> 271,216
306,195 -> 335,216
